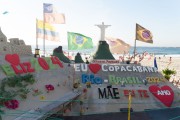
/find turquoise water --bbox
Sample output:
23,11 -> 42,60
129,47 -> 180,55
32,45 -> 180,56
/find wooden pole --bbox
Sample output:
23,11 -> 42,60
128,91 -> 132,120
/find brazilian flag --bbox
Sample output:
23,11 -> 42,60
136,23 -> 153,43
68,32 -> 93,50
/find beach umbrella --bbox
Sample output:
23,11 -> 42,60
154,57 -> 158,69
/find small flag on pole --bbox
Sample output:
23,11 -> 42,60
154,57 -> 158,70
36,19 -> 60,42
136,23 -> 153,43
68,32 -> 93,50
43,3 -> 65,24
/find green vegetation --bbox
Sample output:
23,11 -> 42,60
162,68 -> 176,80
0,74 -> 35,107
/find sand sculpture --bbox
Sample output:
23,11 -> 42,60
0,28 -> 32,55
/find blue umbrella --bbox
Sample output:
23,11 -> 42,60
154,57 -> 158,70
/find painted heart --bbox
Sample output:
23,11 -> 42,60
88,64 -> 101,74
5,54 -> 20,65
149,85 -> 174,107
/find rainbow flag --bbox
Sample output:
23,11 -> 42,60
68,32 -> 93,50
36,19 -> 60,42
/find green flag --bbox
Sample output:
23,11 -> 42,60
68,32 -> 93,50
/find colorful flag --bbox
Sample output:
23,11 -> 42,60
36,19 -> 60,42
154,57 -> 158,69
43,3 -> 65,24
136,23 -> 153,43
106,37 -> 130,54
68,32 -> 93,50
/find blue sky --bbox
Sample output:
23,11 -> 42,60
0,0 -> 180,47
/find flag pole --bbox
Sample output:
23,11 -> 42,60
36,19 -> 38,49
133,40 -> 136,58
34,19 -> 40,58
133,23 -> 137,58
43,4 -> 45,57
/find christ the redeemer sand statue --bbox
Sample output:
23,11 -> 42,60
95,22 -> 111,41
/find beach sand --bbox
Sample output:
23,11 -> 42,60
140,56 -> 180,86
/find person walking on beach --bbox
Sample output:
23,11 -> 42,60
168,57 -> 172,66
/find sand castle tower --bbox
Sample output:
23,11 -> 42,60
53,46 -> 71,63
0,27 -> 32,55
0,27 -> 11,54
92,22 -> 115,60
0,27 -> 7,42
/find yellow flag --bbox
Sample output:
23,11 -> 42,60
36,19 -> 60,42
136,23 -> 153,43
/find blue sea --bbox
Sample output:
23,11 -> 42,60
129,47 -> 180,56
31,45 -> 180,57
